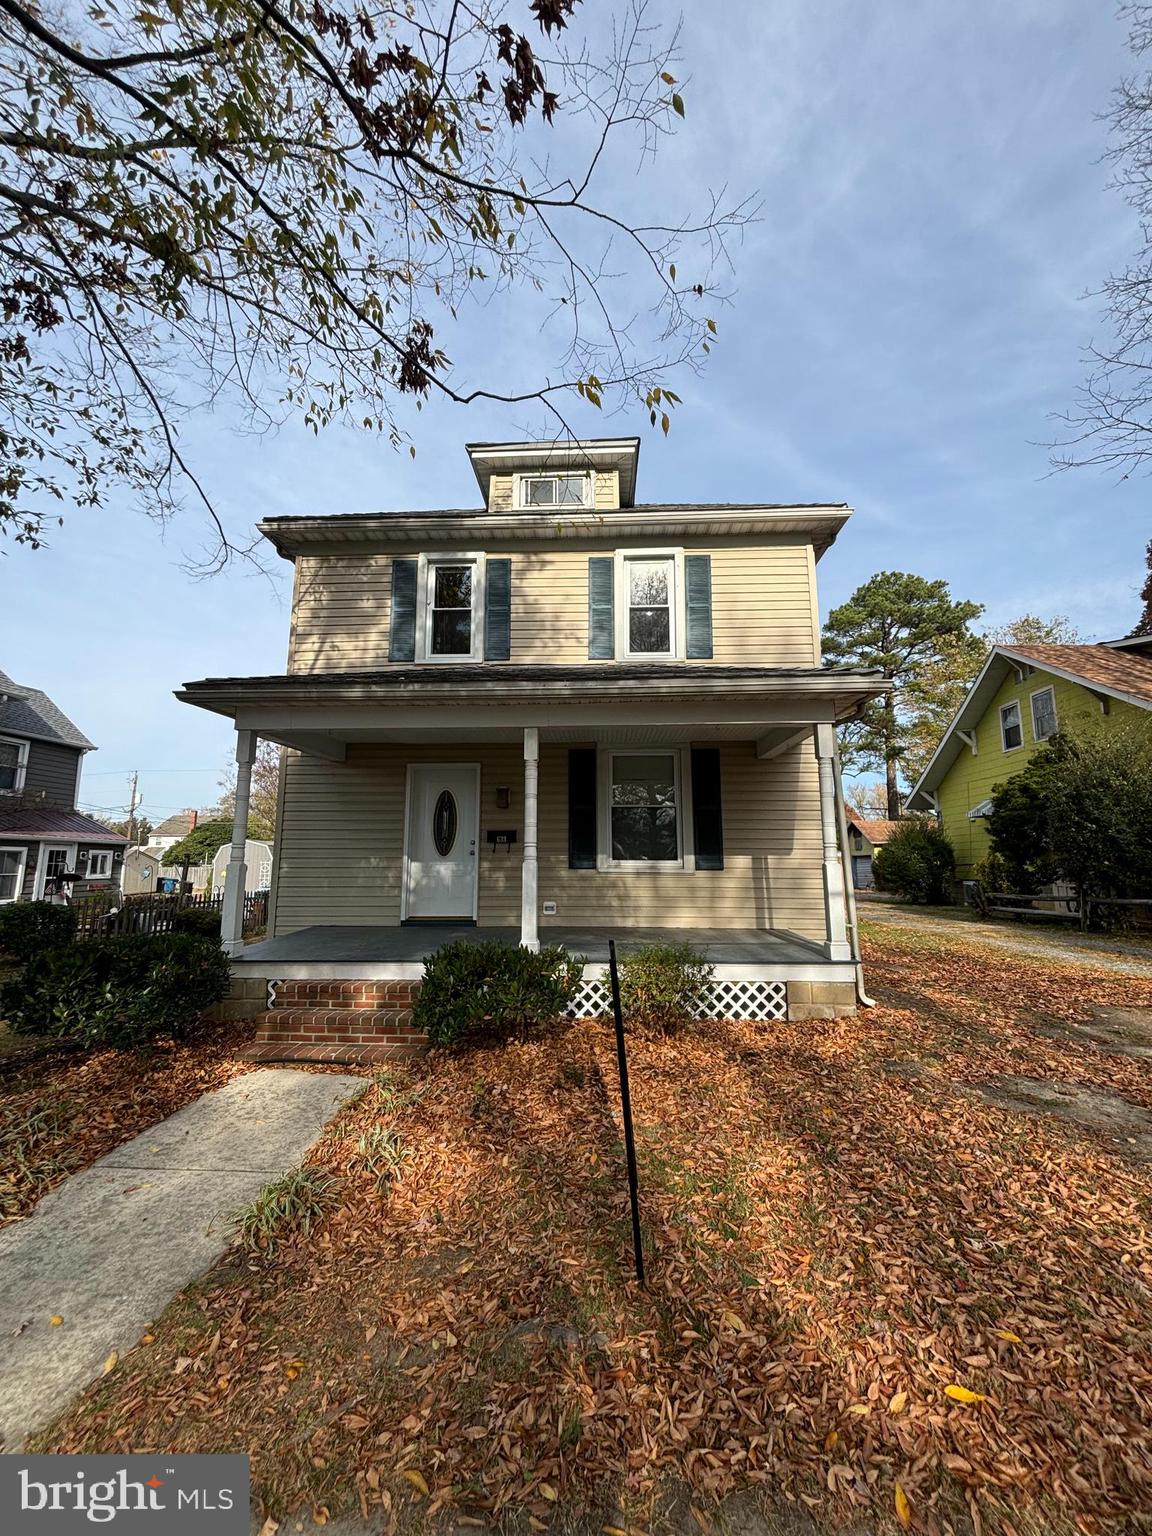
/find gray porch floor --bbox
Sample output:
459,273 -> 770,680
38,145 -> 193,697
239,924 -> 829,967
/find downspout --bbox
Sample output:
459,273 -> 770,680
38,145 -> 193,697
831,742 -> 876,1008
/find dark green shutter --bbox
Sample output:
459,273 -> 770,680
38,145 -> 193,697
587,557 -> 615,660
568,748 -> 598,868
685,555 -> 713,659
485,558 -> 511,660
388,558 -> 418,661
691,747 -> 724,870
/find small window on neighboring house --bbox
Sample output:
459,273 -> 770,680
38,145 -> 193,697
519,474 -> 590,508
86,850 -> 113,880
426,561 -> 475,657
1000,700 -> 1023,751
1031,686 -> 1058,742
0,847 -> 24,902
607,751 -> 681,865
624,556 -> 676,656
0,737 -> 26,794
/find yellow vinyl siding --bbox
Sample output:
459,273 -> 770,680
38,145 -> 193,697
273,742 -> 525,933
937,668 -> 1147,875
271,739 -> 826,943
693,544 -> 817,665
288,541 -> 819,671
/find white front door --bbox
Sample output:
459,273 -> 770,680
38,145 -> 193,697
404,765 -> 480,920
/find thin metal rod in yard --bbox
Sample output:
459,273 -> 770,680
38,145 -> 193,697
607,939 -> 645,1287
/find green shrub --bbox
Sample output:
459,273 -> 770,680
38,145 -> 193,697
0,933 -> 231,1048
169,905 -> 222,938
971,852 -> 1022,898
612,942 -> 713,1034
413,938 -> 582,1048
0,902 -> 77,962
873,820 -> 956,904
233,1168 -> 339,1253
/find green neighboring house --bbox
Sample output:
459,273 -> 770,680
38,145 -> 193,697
906,637 -> 1152,879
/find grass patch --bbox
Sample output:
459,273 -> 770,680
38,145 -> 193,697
233,1168 -> 340,1253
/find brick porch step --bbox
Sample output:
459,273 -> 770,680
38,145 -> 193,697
272,980 -> 420,1009
255,1007 -> 426,1049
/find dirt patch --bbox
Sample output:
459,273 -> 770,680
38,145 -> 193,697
961,1073 -> 1152,1159
1036,1005 -> 1152,1061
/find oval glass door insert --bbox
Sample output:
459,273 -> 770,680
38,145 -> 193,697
432,790 -> 458,857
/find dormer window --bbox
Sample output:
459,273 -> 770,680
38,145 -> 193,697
518,473 -> 590,509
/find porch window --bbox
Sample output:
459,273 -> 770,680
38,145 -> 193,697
1031,686 -> 1057,742
624,556 -> 675,656
85,850 -> 113,879
426,560 -> 476,658
0,736 -> 26,794
0,847 -> 24,903
607,751 -> 681,866
519,473 -> 590,508
1000,700 -> 1022,752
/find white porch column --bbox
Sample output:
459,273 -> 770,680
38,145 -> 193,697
814,723 -> 852,961
221,729 -> 257,957
521,726 -> 540,951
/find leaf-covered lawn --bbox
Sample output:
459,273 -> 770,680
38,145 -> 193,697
0,1019 -> 259,1225
33,927 -> 1152,1535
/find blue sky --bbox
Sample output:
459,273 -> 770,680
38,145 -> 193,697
1,0 -> 1148,826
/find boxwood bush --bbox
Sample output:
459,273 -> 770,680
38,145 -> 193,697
612,941 -> 713,1034
413,938 -> 582,1048
0,901 -> 77,962
873,819 -> 956,905
0,933 -> 231,1048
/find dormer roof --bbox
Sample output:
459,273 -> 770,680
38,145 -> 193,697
465,437 -> 640,507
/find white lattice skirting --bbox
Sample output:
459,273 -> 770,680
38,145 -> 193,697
568,978 -> 788,1023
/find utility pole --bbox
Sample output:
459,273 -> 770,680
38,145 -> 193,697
125,771 -> 139,847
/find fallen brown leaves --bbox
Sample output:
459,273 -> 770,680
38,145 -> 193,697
32,928 -> 1152,1535
0,1018 -> 259,1224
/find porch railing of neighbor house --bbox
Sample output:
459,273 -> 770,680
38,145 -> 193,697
72,889 -> 269,941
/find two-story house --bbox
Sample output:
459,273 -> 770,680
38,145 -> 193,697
907,639 -> 1152,879
0,669 -> 127,903
178,438 -> 887,1053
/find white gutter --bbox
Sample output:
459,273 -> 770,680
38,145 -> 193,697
832,741 -> 876,1008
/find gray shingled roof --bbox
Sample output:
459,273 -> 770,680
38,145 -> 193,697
0,669 -> 94,750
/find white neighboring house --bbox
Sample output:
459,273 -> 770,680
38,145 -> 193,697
211,838 -> 273,894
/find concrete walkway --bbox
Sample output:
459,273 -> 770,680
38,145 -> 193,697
0,1068 -> 364,1450
860,901 -> 1152,977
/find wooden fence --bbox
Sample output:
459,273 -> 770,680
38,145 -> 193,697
72,889 -> 269,941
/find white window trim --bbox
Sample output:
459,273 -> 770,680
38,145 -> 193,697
999,701 -> 1023,753
35,843 -> 77,899
515,471 -> 592,510
614,548 -> 685,661
85,849 -> 114,880
0,844 -> 27,904
415,551 -> 486,664
0,735 -> 29,796
597,746 -> 694,872
1030,685 -> 1058,743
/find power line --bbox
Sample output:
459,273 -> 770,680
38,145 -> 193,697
84,767 -> 222,776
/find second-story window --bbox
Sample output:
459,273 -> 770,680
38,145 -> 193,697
0,737 -> 27,794
427,561 -> 475,657
625,556 -> 675,656
1031,686 -> 1058,742
1000,700 -> 1023,751
519,473 -> 590,508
